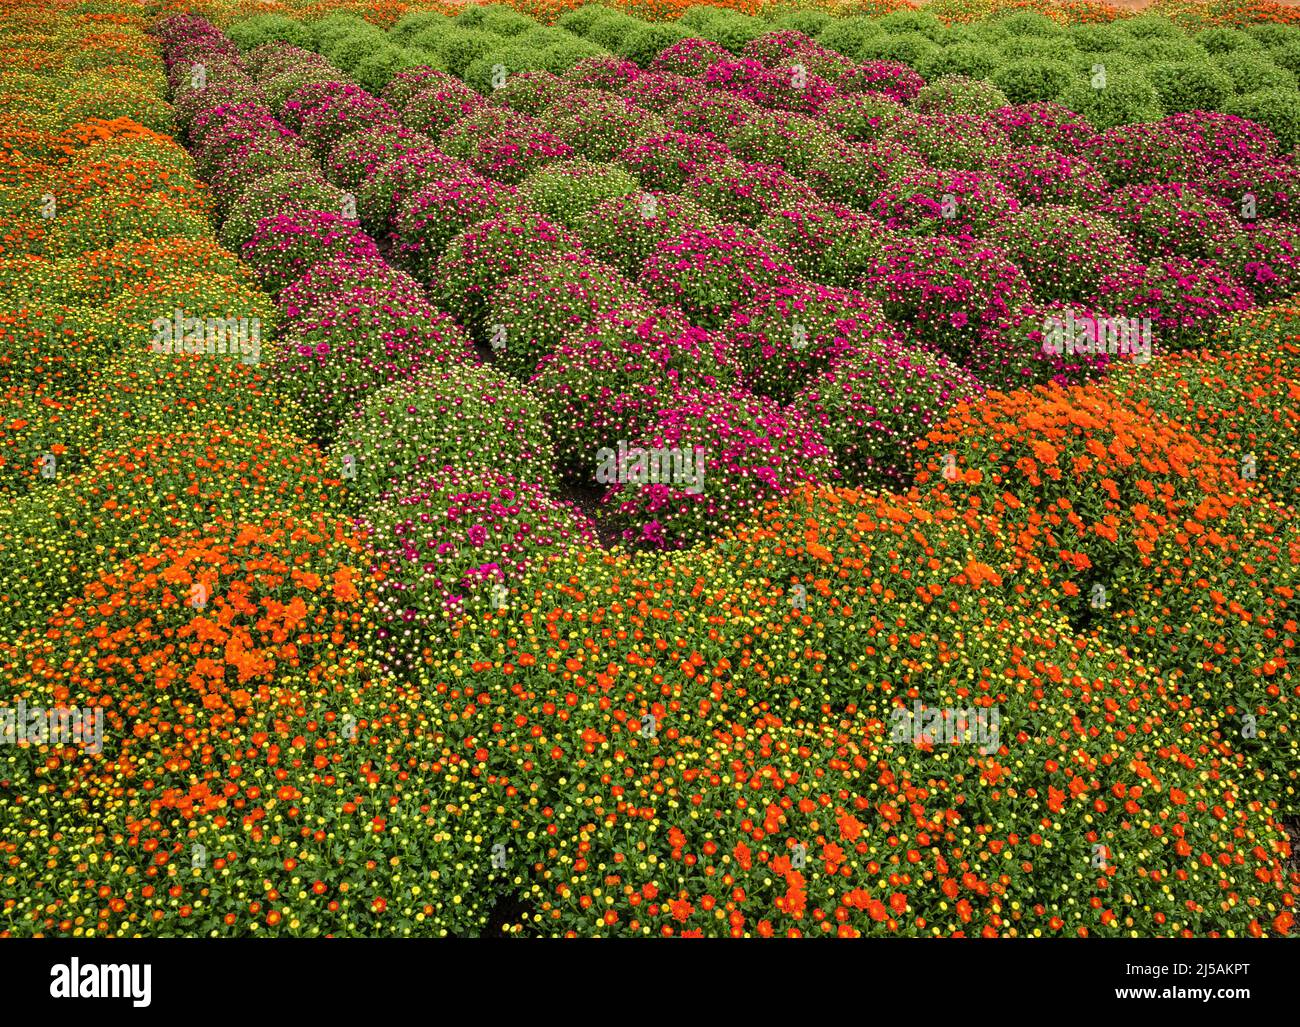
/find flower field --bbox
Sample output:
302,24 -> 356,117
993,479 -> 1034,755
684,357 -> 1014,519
0,0 -> 1298,941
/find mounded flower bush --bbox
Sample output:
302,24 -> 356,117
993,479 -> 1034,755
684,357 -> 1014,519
0,424 -> 344,631
986,101 -> 1095,151
241,208 -> 379,294
355,146 -> 474,234
991,145 -> 1108,208
913,73 -> 1010,116
220,170 -> 349,251
1227,219 -> 1300,303
574,190 -> 717,279
870,168 -> 1020,238
835,59 -> 925,103
438,107 -> 576,184
639,224 -> 801,331
793,339 -> 983,488
724,282 -> 898,403
1057,62 -> 1164,130
758,201 -> 894,289
394,174 -> 519,283
1225,88 -> 1300,152
599,386 -> 836,550
540,88 -> 664,162
822,91 -> 910,143
518,157 -> 639,229
1095,183 -> 1241,262
803,138 -> 923,212
682,158 -> 819,227
863,234 -> 1032,362
988,205 -> 1136,304
1090,257 -> 1255,350
529,306 -> 734,482
1084,121 -> 1202,188
432,210 -> 584,332
617,128 -> 732,192
399,79 -> 489,137
485,251 -> 645,380
881,112 -> 1010,171
273,281 -> 476,441
363,467 -> 596,668
332,361 -> 557,502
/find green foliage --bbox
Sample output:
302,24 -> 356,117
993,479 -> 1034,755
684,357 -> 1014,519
1225,89 -> 1300,152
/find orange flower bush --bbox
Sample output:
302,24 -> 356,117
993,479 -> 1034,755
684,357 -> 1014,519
369,486 -> 1298,937
0,423 -> 346,632
0,513 -> 385,936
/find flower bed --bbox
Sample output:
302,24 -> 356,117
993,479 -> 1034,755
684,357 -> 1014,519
1,0 -> 1298,942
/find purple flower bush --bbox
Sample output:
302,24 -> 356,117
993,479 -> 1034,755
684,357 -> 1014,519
619,71 -> 709,111
399,80 -> 489,137
540,88 -> 664,162
1201,157 -> 1300,224
433,210 -> 585,331
278,251 -> 425,321
210,133 -> 321,205
823,91 -> 911,142
486,251 -> 647,379
741,29 -> 819,68
395,174 -> 520,282
1161,111 -> 1277,170
1085,122 -> 1204,188
1090,257 -> 1256,349
639,224 -> 801,330
1095,182 -> 1241,261
665,91 -> 760,136
870,168 -> 1020,237
985,101 -> 1096,151
325,123 -> 434,192
974,303 -> 1125,389
530,308 -> 735,481
793,340 -> 983,488
599,387 -> 836,550
618,129 -> 733,191
1226,219 -> 1300,302
835,61 -> 925,103
381,65 -> 464,109
355,146 -> 474,234
882,111 -> 1010,171
991,146 -> 1108,208
438,107 -> 576,184
863,235 -> 1031,362
241,208 -> 379,294
723,109 -> 837,176
574,191 -> 717,278
364,468 -> 597,665
221,170 -> 349,251
273,282 -> 476,439
804,138 -> 924,212
299,86 -> 396,158
757,201 -> 895,288
987,205 -> 1137,304
564,54 -> 643,92
651,37 -> 730,78
724,282 -> 898,402
682,159 -> 819,226
704,57 -> 836,115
